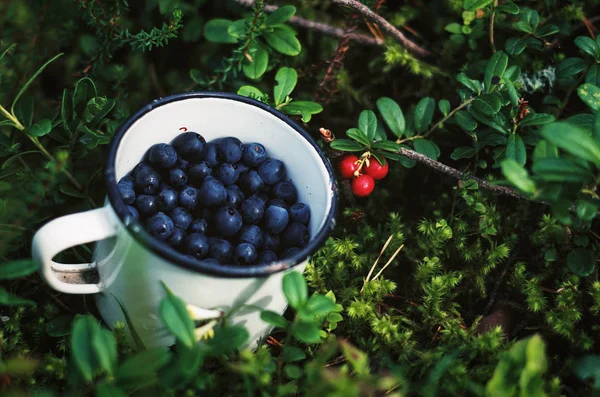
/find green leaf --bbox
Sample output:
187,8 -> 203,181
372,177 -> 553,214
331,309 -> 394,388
358,110 -> 377,142
516,21 -> 534,33
330,139 -> 364,152
203,19 -> 237,44
586,65 -> 600,86
573,355 -> 600,388
456,73 -> 481,93
291,321 -> 321,343
501,159 -> 536,194
371,140 -> 401,152
92,327 -> 117,376
95,383 -> 127,397
159,343 -> 204,389
532,140 -> 558,161
260,310 -> 288,329
117,348 -> 172,390
0,43 -> 16,62
575,36 -> 600,59
485,51 -> 508,92
438,99 -> 450,116
282,101 -> 322,123
505,80 -> 519,107
3,357 -> 38,376
301,295 -> 337,318
284,364 -> 303,379
0,259 -> 37,280
577,199 -> 598,221
506,134 -> 526,166
159,284 -> 196,349
414,97 -> 435,133
519,113 -> 556,127
578,83 -> 600,111
376,97 -> 405,137
595,112 -> 600,141
413,139 -> 440,160
46,314 -> 74,337
111,293 -> 145,351
14,96 -> 34,128
567,113 -> 595,131
451,146 -> 477,160
470,109 -> 509,134
11,53 -> 63,114
25,119 -> 51,137
237,85 -> 265,99
274,67 -> 298,106
243,45 -> 269,80
282,271 -> 307,309
71,316 -> 99,382
567,248 -> 595,276
496,1 -> 519,13
454,110 -> 477,131
205,325 -> 249,356
263,26 -> 301,56
532,158 -> 593,183
346,128 -> 371,147
445,23 -> 463,34
266,5 -> 296,26
521,9 -> 540,30
556,58 -> 587,79
463,0 -> 493,11
227,19 -> 247,38
504,65 -> 521,82
536,24 -> 559,37
505,37 -> 528,55
472,93 -> 502,115
541,122 -> 600,165
0,287 -> 35,306
283,346 -> 306,363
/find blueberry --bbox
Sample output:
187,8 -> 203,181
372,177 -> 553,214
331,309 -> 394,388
233,243 -> 258,265
217,137 -> 243,163
184,233 -> 210,259
240,170 -> 265,194
189,162 -> 212,186
198,177 -> 227,207
282,222 -> 309,248
170,207 -> 193,230
171,132 -> 206,162
226,186 -> 245,208
209,239 -> 233,263
201,258 -> 221,266
282,247 -> 301,259
179,186 -> 199,210
204,142 -> 220,167
258,159 -> 285,185
236,162 -> 249,175
133,162 -> 153,178
272,181 -> 298,204
214,206 -> 243,237
216,163 -> 240,186
134,194 -> 159,216
253,192 -> 269,205
240,195 -> 265,225
119,175 -> 135,189
242,143 -> 267,167
290,203 -> 311,225
147,212 -> 174,241
264,205 -> 289,234
168,227 -> 186,247
175,158 -> 190,170
118,181 -> 136,205
148,143 -> 178,169
189,218 -> 208,234
268,198 -> 287,209
135,168 -> 161,195
258,250 -> 278,264
125,205 -> 139,221
238,225 -> 263,248
198,207 -> 213,221
169,168 -> 188,188
158,185 -> 178,212
262,233 -> 281,251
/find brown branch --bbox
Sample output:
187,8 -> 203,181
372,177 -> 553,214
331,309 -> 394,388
235,0 -> 381,46
332,0 -> 431,57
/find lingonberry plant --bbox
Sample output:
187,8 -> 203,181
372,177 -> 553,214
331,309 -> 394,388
3,0 -> 600,395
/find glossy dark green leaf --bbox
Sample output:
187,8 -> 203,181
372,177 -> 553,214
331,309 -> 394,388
14,96 -> 34,128
456,73 -> 481,93
376,97 -> 405,137
516,21 -> 534,33
227,19 -> 246,38
274,67 -> 297,106
301,295 -> 337,318
282,271 -> 307,309
472,93 -> 502,115
541,122 -> 600,165
46,314 -> 74,337
586,64 -> 600,86
438,99 -> 450,116
536,24 -> 559,37
283,346 -> 306,363
556,58 -> 587,79
237,85 -> 264,99
159,283 -> 196,349
520,9 -> 539,30
445,23 -> 462,34
532,158 -> 593,183
243,45 -> 268,80
463,0 -> 493,11
71,315 -> 99,382
264,27 -> 301,56
501,159 -> 536,194
485,51 -> 508,92
282,101 -> 322,123
566,113 -> 595,131
519,113 -> 556,127
505,37 -> 527,55
414,97 -> 435,133
567,248 -> 595,276
575,36 -> 600,58
573,355 -> 600,388
450,146 -> 476,160
505,134 -> 526,166
117,348 -> 172,390
346,128 -> 370,147
454,110 -> 477,131
595,112 -> 600,141
371,140 -> 401,152
359,110 -> 377,142
496,1 -> 519,13
504,65 -> 521,82
159,343 -> 204,389
470,110 -> 509,134
260,310 -> 288,329
578,83 -> 600,111
576,199 -> 598,221
205,325 -> 249,356
95,383 -> 127,397
532,140 -> 558,161
72,77 -> 98,118
0,259 -> 37,279
92,327 -> 117,376
505,80 -> 519,107
25,119 -> 51,137
291,321 -> 321,344
0,287 -> 35,306
203,19 -> 236,43
413,139 -> 440,160
330,139 -> 364,152
266,5 -> 296,26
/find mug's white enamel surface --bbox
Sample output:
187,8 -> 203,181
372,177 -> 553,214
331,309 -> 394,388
32,94 -> 336,348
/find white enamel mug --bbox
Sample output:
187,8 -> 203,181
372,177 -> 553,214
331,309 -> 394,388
32,92 -> 338,348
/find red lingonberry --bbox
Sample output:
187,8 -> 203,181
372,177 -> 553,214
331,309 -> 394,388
351,174 -> 375,197
338,155 -> 360,179
364,158 -> 389,180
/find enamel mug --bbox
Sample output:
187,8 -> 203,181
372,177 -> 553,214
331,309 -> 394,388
32,92 -> 338,348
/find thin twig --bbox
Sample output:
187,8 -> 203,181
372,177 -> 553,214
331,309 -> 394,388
332,0 -> 430,57
489,8 -> 497,53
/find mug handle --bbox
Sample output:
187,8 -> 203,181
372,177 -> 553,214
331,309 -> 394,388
32,207 -> 118,294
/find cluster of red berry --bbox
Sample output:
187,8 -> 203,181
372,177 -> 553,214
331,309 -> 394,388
338,154 -> 389,197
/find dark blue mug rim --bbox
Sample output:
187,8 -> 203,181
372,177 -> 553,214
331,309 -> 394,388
104,92 -> 338,278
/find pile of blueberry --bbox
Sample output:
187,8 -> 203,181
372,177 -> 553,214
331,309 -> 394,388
117,132 -> 311,266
